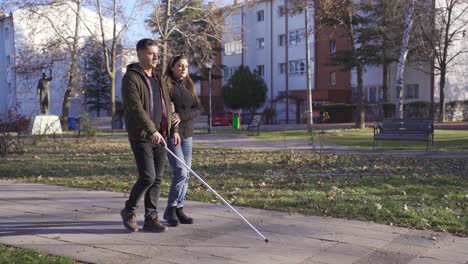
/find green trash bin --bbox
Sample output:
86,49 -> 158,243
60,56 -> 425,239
233,113 -> 240,129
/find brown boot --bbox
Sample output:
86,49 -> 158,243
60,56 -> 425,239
120,208 -> 138,232
143,215 -> 168,233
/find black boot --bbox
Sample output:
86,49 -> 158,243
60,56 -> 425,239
163,206 -> 179,227
176,207 -> 193,224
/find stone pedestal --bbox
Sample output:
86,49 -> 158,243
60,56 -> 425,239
31,115 -> 63,135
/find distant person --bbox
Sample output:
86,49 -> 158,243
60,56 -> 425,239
163,54 -> 203,227
37,69 -> 53,115
322,111 -> 330,123
120,38 -> 174,233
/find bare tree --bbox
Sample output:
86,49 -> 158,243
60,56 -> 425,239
370,0 -> 408,117
416,0 -> 468,121
7,0 -> 84,126
7,0 -> 133,126
316,0 -> 380,129
93,0 -> 148,128
146,0 -> 229,74
395,0 -> 415,118
287,0 -> 317,126
63,0 -> 81,127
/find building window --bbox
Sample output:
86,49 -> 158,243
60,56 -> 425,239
224,40 -> 242,55
278,5 -> 286,17
223,66 -> 238,80
289,59 -> 306,76
257,38 -> 265,49
5,27 -> 9,40
257,10 -> 264,22
366,86 -> 383,103
256,65 -> 265,76
278,34 -> 286,46
6,55 -> 11,65
230,13 -> 242,28
330,72 -> 336,85
279,62 -> 286,74
330,39 -> 336,54
289,29 -> 305,46
405,84 -> 419,99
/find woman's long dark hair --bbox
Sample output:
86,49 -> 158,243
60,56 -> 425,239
164,54 -> 199,104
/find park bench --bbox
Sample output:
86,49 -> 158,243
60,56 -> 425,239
373,118 -> 434,151
247,114 -> 262,136
0,117 -> 31,138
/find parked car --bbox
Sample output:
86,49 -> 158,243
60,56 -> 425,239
212,112 -> 233,126
303,110 -> 321,123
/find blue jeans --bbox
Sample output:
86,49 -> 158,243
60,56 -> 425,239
125,140 -> 166,218
167,137 -> 193,208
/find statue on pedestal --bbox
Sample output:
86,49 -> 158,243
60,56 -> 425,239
37,69 -> 53,115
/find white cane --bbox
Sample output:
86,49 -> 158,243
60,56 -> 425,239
165,146 -> 269,243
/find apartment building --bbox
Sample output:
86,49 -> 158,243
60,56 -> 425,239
351,0 -> 468,120
204,0 -> 468,123
201,0 -> 352,124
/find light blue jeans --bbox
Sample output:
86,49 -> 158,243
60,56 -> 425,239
167,137 -> 192,208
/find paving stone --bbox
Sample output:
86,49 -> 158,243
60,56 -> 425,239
314,231 -> 389,248
391,230 -> 446,248
182,234 -> 310,264
311,251 -> 362,264
368,224 -> 411,235
327,225 -> 400,242
407,256 -> 462,264
354,249 -> 416,264
319,242 -> 374,257
421,248 -> 468,264
434,236 -> 468,254
297,259 -> 329,264
381,241 -> 429,256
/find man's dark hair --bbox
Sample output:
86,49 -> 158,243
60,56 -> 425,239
136,38 -> 158,52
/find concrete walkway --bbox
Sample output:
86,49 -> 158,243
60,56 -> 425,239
193,134 -> 468,159
0,181 -> 466,264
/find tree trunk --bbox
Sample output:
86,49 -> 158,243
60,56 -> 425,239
96,0 -> 118,129
438,68 -> 446,121
395,0 -> 414,119
110,69 -> 116,123
109,0 -> 117,129
161,0 -> 171,75
356,63 -> 365,129
381,54 -> 389,120
305,4 -> 313,126
62,1 -> 81,129
438,0 -> 452,122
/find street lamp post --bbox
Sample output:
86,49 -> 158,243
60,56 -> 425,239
205,59 -> 213,133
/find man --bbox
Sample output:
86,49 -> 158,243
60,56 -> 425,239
37,69 -> 53,115
120,38 -> 175,233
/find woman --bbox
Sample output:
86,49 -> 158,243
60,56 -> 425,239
163,54 -> 203,227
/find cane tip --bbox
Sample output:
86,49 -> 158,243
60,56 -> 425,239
264,239 -> 269,243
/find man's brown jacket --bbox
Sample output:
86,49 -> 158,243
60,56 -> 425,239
122,63 -> 173,141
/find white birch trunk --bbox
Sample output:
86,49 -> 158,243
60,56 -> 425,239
305,4 -> 313,126
395,0 -> 414,118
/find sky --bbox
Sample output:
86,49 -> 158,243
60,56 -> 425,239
122,0 -> 233,47
121,2 -> 155,48
0,0 -> 232,48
